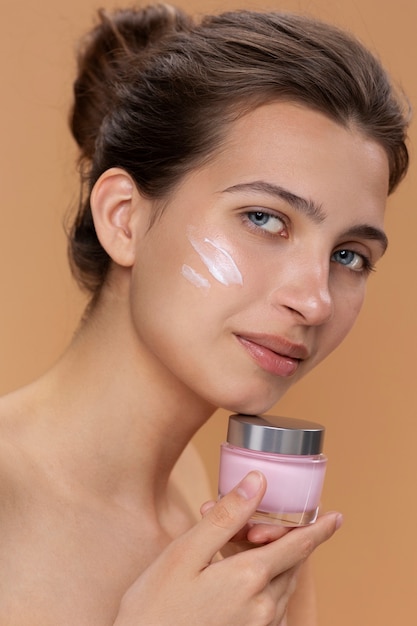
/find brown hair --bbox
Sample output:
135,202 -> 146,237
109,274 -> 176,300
68,3 -> 410,297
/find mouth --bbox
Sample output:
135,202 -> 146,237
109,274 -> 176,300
235,333 -> 309,378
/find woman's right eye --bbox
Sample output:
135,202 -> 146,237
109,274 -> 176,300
245,211 -> 287,236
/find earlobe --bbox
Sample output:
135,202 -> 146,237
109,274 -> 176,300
90,168 -> 141,267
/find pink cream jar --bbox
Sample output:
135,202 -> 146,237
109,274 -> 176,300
218,414 -> 327,526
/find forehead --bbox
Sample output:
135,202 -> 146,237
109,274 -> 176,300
201,101 -> 389,223
219,101 -> 388,178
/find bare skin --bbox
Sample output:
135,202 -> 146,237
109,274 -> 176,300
0,322 -> 314,625
0,384 -> 313,625
0,102 -> 388,625
0,358 -> 211,624
114,474 -> 340,626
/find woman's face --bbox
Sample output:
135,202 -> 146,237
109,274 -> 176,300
129,102 -> 389,414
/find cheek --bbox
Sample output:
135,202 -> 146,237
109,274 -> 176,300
327,287 -> 366,351
183,228 -> 245,292
181,264 -> 211,291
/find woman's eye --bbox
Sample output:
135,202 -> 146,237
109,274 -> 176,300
246,211 -> 286,235
332,249 -> 373,273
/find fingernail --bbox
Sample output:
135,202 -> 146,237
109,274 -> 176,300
325,510 -> 344,530
236,471 -> 263,500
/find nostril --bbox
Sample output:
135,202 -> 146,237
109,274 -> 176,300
272,285 -> 333,326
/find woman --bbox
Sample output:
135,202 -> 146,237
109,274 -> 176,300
0,4 -> 409,625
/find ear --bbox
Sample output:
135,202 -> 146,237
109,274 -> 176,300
90,168 -> 149,267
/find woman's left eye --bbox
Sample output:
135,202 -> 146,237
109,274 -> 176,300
331,249 -> 373,273
246,211 -> 286,235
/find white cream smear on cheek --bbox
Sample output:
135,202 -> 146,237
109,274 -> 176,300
183,229 -> 243,288
181,264 -> 210,290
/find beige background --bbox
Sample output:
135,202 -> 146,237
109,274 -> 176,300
1,0 -> 416,623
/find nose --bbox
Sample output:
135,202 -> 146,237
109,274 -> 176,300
269,259 -> 333,326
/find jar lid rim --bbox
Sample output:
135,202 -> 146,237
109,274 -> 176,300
227,414 -> 325,455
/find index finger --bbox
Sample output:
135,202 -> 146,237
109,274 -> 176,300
183,471 -> 267,568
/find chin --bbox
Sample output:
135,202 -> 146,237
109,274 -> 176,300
198,367 -> 299,417
219,385 -> 289,417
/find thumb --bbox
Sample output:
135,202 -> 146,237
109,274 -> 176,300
184,471 -> 266,568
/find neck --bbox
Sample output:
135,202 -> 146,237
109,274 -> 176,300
22,287 -> 215,512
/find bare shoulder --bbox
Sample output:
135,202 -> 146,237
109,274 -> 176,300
0,388 -> 123,625
0,389 -> 33,488
0,389 -> 44,540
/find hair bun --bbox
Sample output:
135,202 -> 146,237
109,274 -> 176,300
69,4 -> 193,162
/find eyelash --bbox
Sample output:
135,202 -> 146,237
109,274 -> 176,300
243,210 -> 288,237
243,210 -> 375,275
331,249 -> 375,275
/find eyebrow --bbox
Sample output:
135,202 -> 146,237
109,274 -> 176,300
222,180 -> 388,253
222,180 -> 326,223
340,225 -> 388,254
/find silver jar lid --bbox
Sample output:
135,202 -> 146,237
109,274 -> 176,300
227,414 -> 325,455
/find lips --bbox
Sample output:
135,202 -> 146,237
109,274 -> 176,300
235,333 -> 309,377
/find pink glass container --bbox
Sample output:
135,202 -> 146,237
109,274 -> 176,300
218,414 -> 327,526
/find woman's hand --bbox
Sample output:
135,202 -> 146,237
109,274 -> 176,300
200,495 -> 291,558
113,471 -> 342,626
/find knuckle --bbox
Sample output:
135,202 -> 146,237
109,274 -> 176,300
298,535 -> 315,561
254,593 -> 277,624
209,500 -> 236,529
239,555 -> 270,590
252,557 -> 271,587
